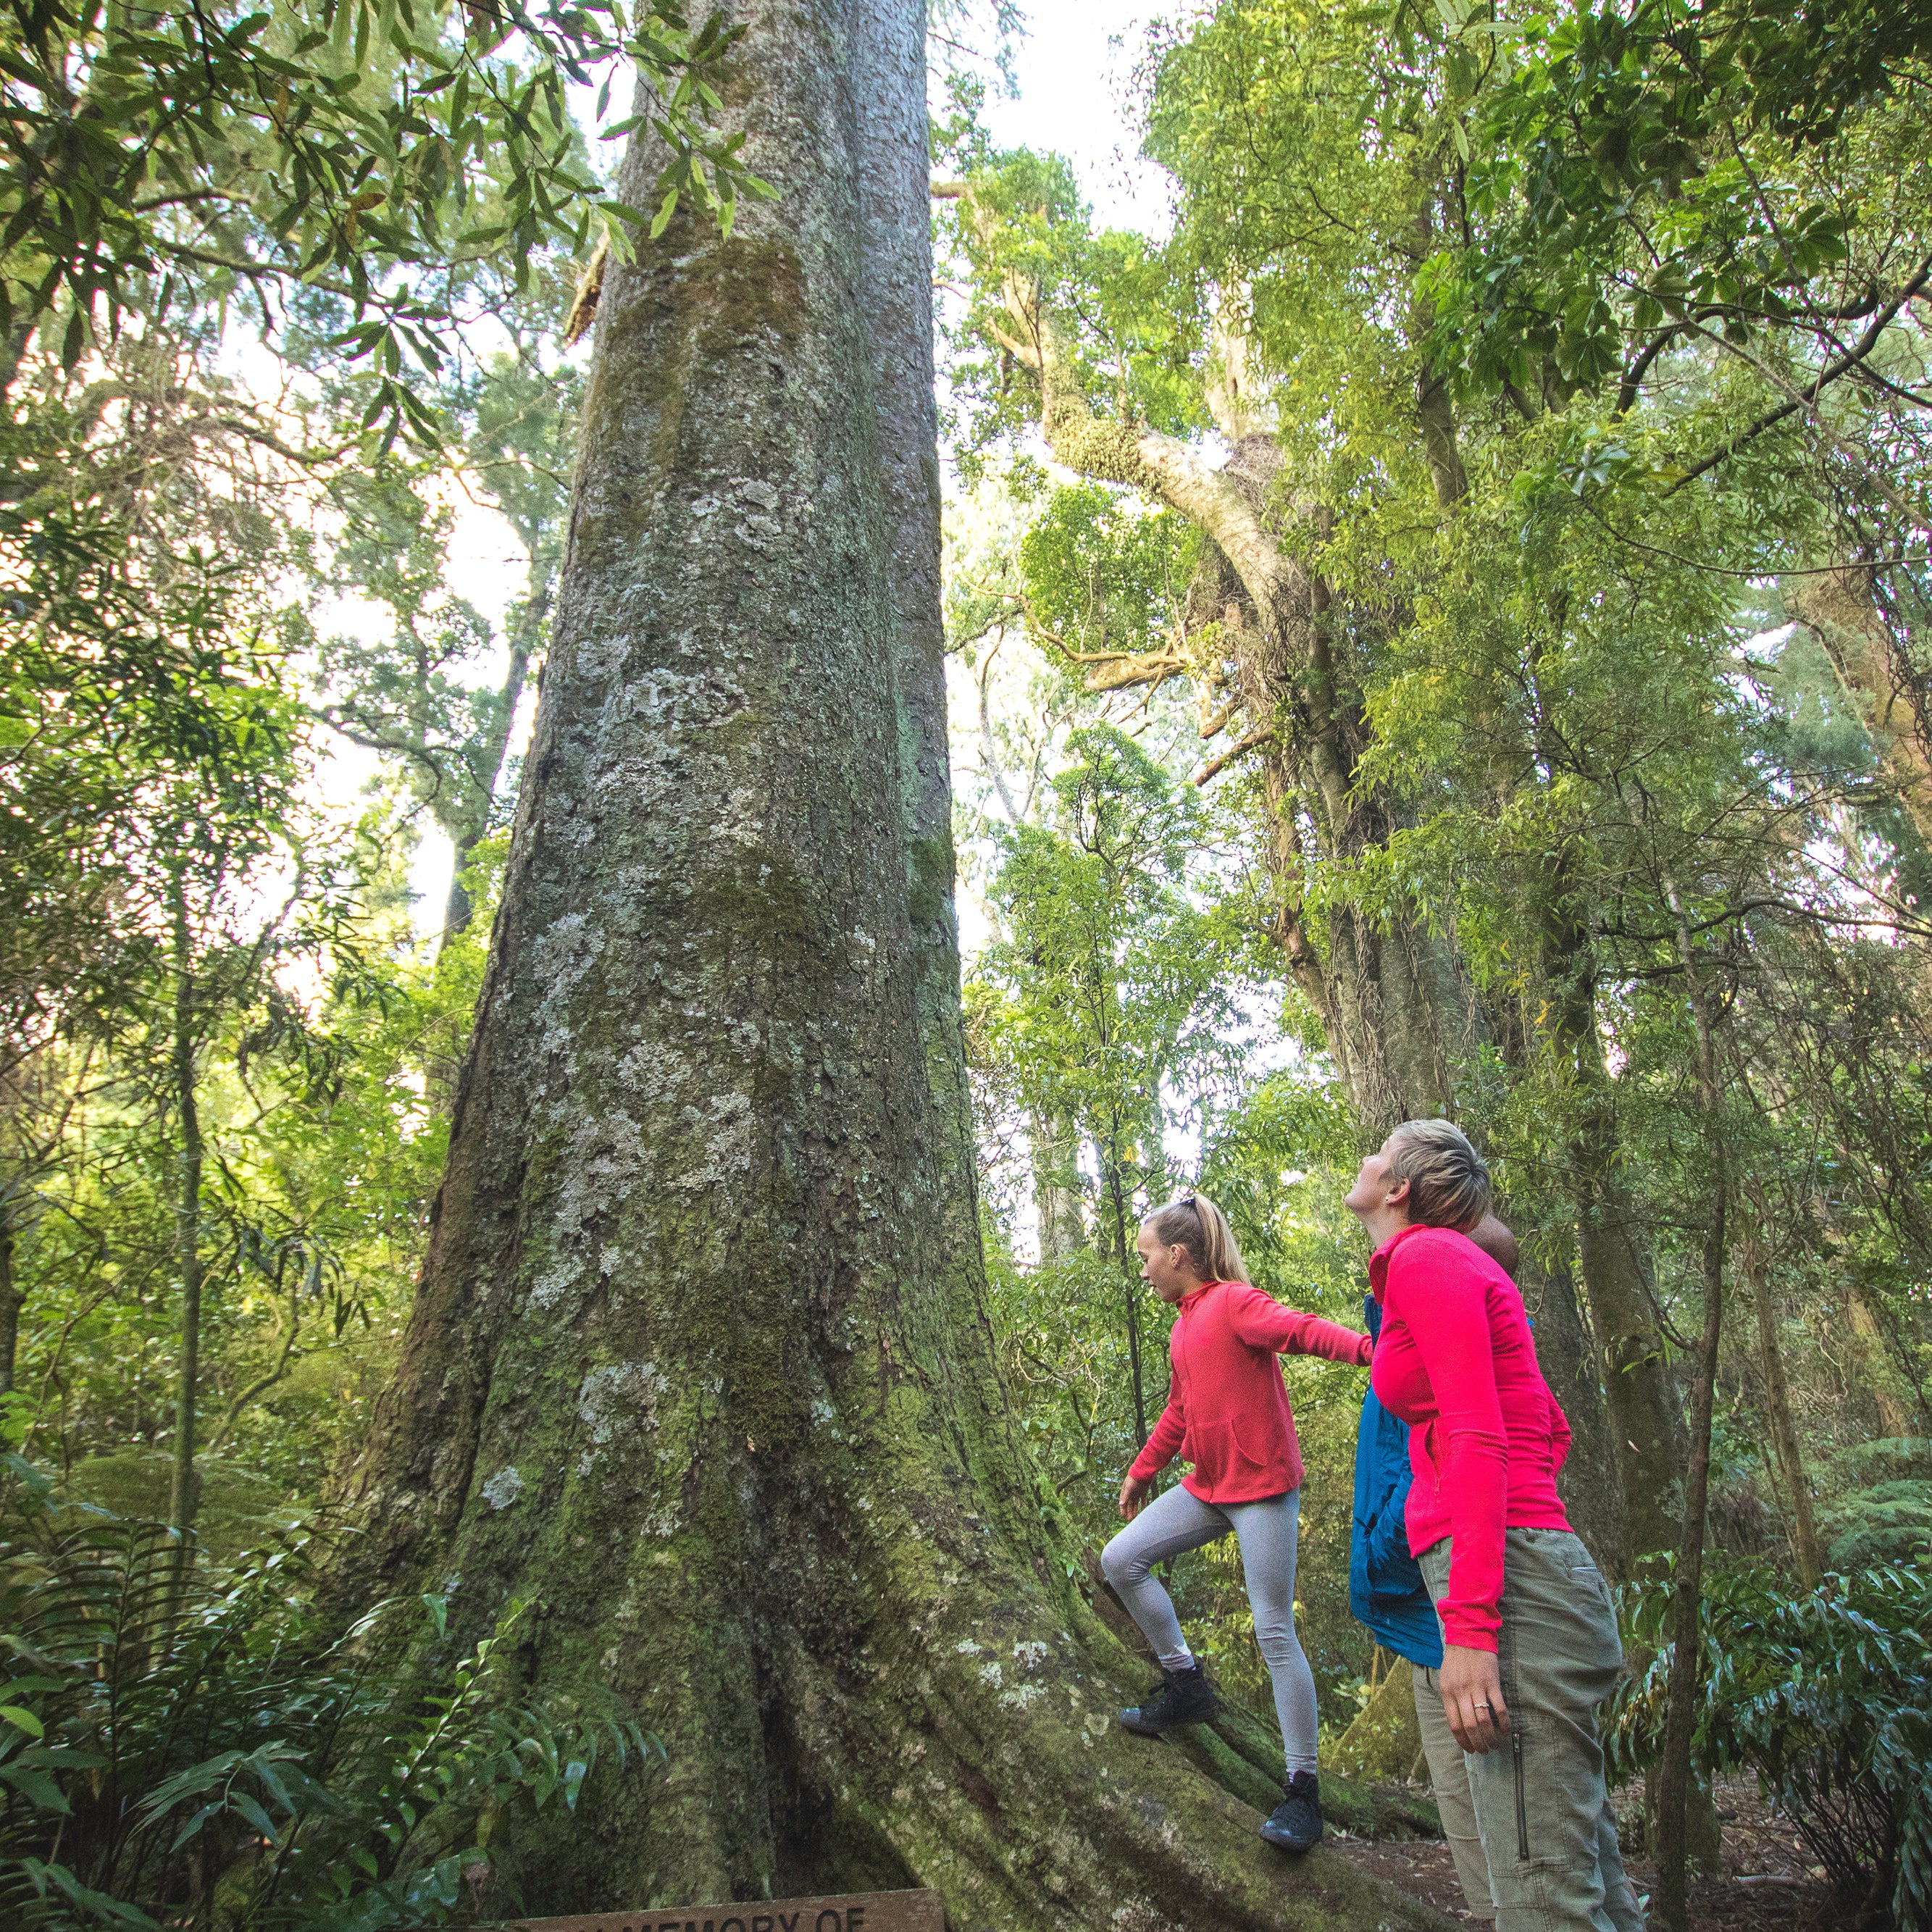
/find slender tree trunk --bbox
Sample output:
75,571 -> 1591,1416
333,9 -> 1432,1924
1739,1221 -> 1823,1586
1654,882 -> 1727,1932
1028,1111 -> 1086,1260
1519,594 -> 1683,1567
1845,1281 -> 1916,1437
1539,890 -> 1683,1568
1103,1148 -> 1148,1444
167,883 -> 204,1575
0,1198 -> 20,1397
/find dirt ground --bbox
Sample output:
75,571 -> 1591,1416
1329,1775 -> 1848,1931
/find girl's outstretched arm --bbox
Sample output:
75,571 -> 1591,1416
1226,1284 -> 1372,1365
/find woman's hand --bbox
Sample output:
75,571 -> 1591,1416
1118,1472 -> 1153,1519
1439,1643 -> 1510,1753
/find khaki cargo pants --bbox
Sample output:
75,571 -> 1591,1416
1418,1530 -> 1645,1932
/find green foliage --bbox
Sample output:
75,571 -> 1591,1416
9,814 -> 491,1498
0,0 -> 767,439
934,139 -> 1208,469
1815,1439 -> 1932,1570
0,1467 -> 656,1929
971,724 -> 1270,1242
980,1240 -> 1145,1531
1019,486 -> 1197,661
0,495 -> 309,1066
1607,1561 -> 1932,1928
1419,0 -> 1932,512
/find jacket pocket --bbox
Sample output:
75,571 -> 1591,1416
1187,1418 -> 1280,1493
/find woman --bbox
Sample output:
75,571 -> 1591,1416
1100,1191 -> 1372,1855
1346,1118 -> 1643,1932
1351,1259 -> 1507,1923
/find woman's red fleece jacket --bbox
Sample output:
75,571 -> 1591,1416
1369,1223 -> 1573,1652
1127,1281 -> 1372,1505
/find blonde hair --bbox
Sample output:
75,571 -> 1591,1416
1385,1118 -> 1492,1231
1142,1191 -> 1247,1283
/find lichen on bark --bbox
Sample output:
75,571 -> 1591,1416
333,4 -> 1449,1926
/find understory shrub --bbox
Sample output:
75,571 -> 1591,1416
1606,1561 -> 1931,1930
0,1453 -> 657,1930
1815,1438 -> 1932,1571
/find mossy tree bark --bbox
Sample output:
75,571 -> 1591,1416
336,6 -> 1445,1927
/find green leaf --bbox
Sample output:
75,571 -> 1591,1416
0,1759 -> 70,1810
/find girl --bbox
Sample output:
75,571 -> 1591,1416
1346,1118 -> 1642,1932
1101,1191 -> 1372,1855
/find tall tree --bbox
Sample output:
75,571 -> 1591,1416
333,4 -> 1432,1923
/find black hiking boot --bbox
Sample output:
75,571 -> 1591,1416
1117,1661 -> 1220,1735
1260,1770 -> 1323,1854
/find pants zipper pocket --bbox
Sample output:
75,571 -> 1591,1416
1511,1730 -> 1529,1860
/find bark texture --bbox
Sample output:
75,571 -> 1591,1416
337,8 -> 1444,1927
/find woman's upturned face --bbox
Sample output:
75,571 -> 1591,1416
1136,1224 -> 1203,1305
1344,1137 -> 1410,1233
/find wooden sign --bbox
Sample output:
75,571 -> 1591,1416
506,1889 -> 945,1932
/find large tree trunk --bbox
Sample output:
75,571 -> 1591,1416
335,8 -> 1439,1926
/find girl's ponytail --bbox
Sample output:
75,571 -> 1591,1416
1143,1190 -> 1247,1284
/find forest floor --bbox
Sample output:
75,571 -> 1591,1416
1329,1775 -> 1841,1930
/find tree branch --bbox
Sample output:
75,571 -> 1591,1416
1192,724 -> 1276,787
1663,251 -> 1932,495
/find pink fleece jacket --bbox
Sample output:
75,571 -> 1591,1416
1129,1281 -> 1372,1505
1369,1224 -> 1573,1651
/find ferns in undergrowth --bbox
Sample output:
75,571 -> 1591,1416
0,1452 -> 660,1930
1814,1439 -> 1932,1571
1605,1560 -> 1932,1932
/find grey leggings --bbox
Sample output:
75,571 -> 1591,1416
1100,1484 -> 1319,1774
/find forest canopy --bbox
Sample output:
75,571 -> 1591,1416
2,0 -> 1930,1928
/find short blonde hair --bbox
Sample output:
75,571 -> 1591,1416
1385,1118 -> 1491,1231
1143,1191 -> 1247,1283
